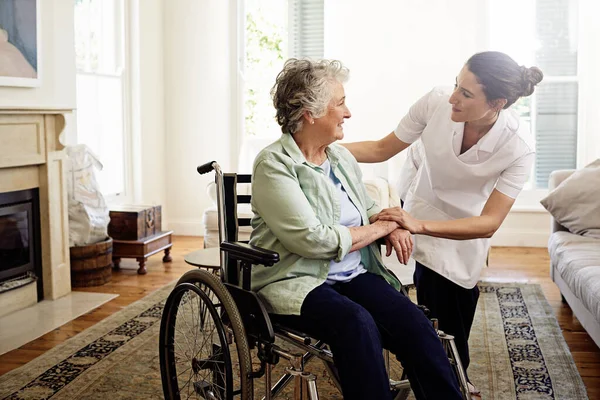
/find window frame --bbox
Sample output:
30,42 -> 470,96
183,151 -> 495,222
74,0 -> 133,203
486,0 -> 581,211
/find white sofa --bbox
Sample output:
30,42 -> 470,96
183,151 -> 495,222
547,169 -> 600,348
202,178 -> 416,285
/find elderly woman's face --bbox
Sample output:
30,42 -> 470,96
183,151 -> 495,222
314,81 -> 352,142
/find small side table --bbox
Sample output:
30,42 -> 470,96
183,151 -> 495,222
184,247 -> 221,273
112,230 -> 174,275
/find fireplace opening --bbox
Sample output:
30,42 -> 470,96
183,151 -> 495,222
0,188 -> 42,301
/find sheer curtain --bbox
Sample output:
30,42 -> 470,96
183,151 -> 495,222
237,0 -> 324,173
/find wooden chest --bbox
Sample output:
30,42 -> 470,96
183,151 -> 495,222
108,205 -> 162,241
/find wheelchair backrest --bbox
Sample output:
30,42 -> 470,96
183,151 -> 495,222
220,173 -> 252,286
218,172 -> 277,343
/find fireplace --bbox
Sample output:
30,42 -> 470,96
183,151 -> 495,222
0,110 -> 72,318
0,188 -> 42,301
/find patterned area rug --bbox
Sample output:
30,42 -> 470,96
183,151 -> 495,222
0,282 -> 588,400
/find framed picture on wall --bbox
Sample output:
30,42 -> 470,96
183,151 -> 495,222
0,0 -> 41,87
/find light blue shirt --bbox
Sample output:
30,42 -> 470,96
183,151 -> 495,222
321,159 -> 367,283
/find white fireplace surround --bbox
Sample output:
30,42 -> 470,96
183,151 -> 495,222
0,108 -> 72,317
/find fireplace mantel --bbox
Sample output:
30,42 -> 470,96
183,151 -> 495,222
0,108 -> 73,317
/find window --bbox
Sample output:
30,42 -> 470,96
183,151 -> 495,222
288,0 -> 325,60
242,0 -> 288,139
237,0 -> 324,170
489,0 -> 579,189
74,0 -> 129,197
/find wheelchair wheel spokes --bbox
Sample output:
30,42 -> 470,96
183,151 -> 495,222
165,283 -> 230,399
164,285 -> 237,400
160,270 -> 253,400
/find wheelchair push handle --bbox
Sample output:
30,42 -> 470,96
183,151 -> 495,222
197,161 -> 218,175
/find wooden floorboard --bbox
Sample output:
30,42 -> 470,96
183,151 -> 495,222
0,238 -> 598,398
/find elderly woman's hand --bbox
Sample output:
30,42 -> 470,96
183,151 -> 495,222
378,207 -> 423,234
384,229 -> 413,265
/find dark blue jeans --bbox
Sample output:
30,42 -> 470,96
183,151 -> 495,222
273,272 -> 462,400
414,261 -> 480,383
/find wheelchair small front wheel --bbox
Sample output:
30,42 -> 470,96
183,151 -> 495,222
159,269 -> 253,399
386,351 -> 410,400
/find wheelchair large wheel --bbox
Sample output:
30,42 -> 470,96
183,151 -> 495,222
160,269 -> 253,399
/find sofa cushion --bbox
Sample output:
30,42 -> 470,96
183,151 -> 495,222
549,231 -> 600,322
541,159 -> 600,238
363,179 -> 390,209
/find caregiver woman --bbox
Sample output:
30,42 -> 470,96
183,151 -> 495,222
343,51 -> 543,394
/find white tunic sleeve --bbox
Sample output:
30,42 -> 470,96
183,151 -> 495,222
394,87 -> 449,144
495,152 -> 535,198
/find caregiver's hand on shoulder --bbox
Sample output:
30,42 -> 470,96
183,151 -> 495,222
378,207 -> 423,234
385,228 -> 413,265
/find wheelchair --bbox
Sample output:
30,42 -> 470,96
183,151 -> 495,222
159,161 -> 470,399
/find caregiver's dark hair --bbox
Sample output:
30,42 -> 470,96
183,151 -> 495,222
466,51 -> 544,109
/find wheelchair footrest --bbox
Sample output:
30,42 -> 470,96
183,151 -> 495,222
273,323 -> 312,345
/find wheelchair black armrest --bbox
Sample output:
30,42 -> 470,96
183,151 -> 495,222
220,241 -> 279,266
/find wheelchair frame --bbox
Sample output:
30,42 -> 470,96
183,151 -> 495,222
159,161 -> 470,400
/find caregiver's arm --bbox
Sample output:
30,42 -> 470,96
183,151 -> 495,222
377,151 -> 534,240
377,189 -> 515,240
342,132 -> 411,163
343,89 -> 439,163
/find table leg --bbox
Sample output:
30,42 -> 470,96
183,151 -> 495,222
113,257 -> 121,271
163,247 -> 173,262
137,258 -> 147,275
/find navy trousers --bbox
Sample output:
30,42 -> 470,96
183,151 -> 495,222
413,261 -> 480,382
273,272 -> 462,400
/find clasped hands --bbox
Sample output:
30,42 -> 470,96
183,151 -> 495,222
374,207 -> 423,265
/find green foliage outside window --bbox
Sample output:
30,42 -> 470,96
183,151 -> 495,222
244,2 -> 287,136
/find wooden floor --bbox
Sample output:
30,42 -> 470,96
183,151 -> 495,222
1,237 -> 599,398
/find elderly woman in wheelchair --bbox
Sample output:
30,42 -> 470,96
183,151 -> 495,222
159,58 -> 467,400
248,58 -> 463,400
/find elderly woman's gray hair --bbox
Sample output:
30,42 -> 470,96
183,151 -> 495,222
271,58 -> 349,134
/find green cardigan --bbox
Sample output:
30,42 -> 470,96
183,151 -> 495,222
249,133 -> 401,315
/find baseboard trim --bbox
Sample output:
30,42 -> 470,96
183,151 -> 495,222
166,219 -> 204,236
491,229 -> 550,247
491,210 -> 551,247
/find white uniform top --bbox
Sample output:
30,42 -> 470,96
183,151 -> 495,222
394,87 -> 535,288
396,140 -> 424,202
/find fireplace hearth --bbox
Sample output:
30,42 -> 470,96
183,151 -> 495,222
0,188 -> 42,300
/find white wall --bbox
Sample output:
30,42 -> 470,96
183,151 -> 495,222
130,0 -> 167,212
164,0 -> 235,236
578,0 -> 600,167
0,0 -> 77,143
325,0 -> 489,180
